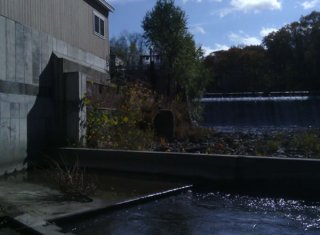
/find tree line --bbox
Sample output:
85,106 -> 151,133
204,11 -> 320,92
110,2 -> 320,95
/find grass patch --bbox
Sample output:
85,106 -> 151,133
290,131 -> 320,158
28,159 -> 97,202
54,161 -> 97,201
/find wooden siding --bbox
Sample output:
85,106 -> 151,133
0,0 -> 109,59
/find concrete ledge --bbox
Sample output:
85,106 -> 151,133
56,148 -> 238,181
0,216 -> 42,235
50,184 -> 192,225
56,148 -> 320,198
0,80 -> 39,96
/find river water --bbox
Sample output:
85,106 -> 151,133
61,190 -> 320,235
59,93 -> 320,234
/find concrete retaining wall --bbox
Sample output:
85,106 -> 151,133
56,148 -> 320,197
0,93 -> 36,174
0,15 -> 108,175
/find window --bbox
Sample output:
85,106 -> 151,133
93,11 -> 106,38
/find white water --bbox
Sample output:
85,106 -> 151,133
201,94 -> 320,127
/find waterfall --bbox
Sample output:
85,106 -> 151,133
201,92 -> 320,128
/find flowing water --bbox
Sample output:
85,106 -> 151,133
201,92 -> 320,128
61,190 -> 320,235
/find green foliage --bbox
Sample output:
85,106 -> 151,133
254,130 -> 320,158
262,11 -> 320,91
205,11 -> 320,92
256,139 -> 282,156
84,98 -> 111,147
142,0 -> 209,100
86,82 -> 157,150
110,32 -> 146,69
291,131 -> 320,158
205,45 -> 272,92
142,0 -> 187,62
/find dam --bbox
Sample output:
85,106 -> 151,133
201,91 -> 320,128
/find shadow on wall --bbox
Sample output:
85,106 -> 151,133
25,54 -> 64,166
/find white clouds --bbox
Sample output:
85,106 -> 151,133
182,0 -> 203,3
202,26 -> 278,56
202,44 -> 230,55
230,0 -> 282,12
183,0 -> 282,17
202,46 -> 215,56
260,27 -> 278,37
214,43 -> 230,51
182,0 -> 223,3
300,0 -> 320,9
217,0 -> 282,17
191,25 -> 207,34
202,27 -> 276,55
229,32 -> 261,45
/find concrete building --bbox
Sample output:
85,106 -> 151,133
0,0 -> 114,175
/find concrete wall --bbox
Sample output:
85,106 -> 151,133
0,94 -> 35,174
65,72 -> 87,146
0,0 -> 111,60
0,15 -> 108,175
56,148 -> 320,198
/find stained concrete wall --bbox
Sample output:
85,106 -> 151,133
0,15 -> 109,175
65,72 -> 87,146
56,148 -> 320,198
0,94 -> 35,174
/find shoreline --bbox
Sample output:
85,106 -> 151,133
153,127 -> 320,159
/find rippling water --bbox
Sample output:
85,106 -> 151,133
62,190 -> 320,235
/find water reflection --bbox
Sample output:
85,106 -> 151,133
62,190 -> 320,235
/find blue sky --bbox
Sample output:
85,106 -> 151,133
107,0 -> 320,55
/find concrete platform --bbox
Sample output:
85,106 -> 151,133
0,171 -> 191,234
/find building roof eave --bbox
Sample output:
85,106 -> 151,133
95,0 -> 114,12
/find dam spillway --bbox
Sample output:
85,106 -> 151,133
201,92 -> 320,128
